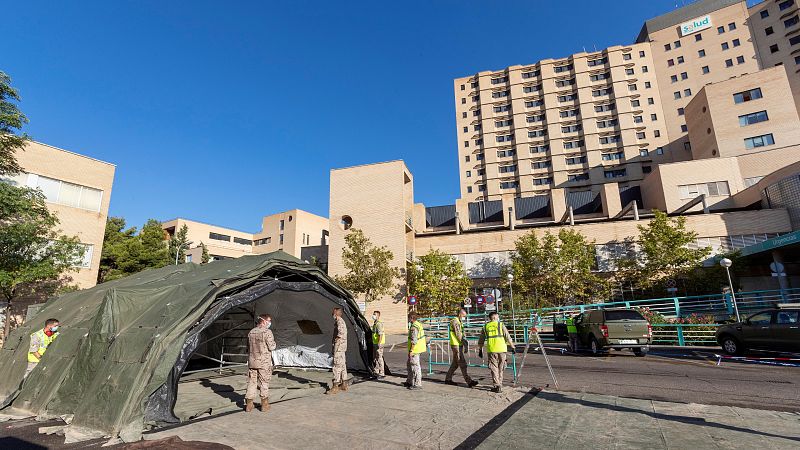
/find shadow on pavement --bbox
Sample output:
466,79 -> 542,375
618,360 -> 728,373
453,388 -> 540,449
538,391 -> 800,443
0,437 -> 47,450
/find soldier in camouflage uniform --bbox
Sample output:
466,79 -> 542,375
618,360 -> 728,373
245,314 -> 277,412
326,307 -> 348,395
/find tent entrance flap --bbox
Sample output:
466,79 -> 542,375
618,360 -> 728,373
144,280 -> 372,426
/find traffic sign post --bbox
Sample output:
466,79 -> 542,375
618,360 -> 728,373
463,297 -> 472,309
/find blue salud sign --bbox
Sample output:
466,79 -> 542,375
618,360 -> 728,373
680,14 -> 712,36
408,295 -> 417,305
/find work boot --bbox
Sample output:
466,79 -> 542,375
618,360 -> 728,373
260,397 -> 270,412
325,383 -> 340,395
341,380 -> 349,392
468,380 -> 479,388
492,386 -> 502,393
245,398 -> 254,412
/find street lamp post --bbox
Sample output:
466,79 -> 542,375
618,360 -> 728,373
507,273 -> 517,341
720,258 -> 740,322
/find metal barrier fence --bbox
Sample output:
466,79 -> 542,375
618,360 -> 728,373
419,288 -> 800,347
425,322 -> 519,381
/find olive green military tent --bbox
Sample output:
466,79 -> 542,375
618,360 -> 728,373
0,252 -> 374,442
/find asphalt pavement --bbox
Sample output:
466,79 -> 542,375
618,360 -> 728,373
382,344 -> 800,412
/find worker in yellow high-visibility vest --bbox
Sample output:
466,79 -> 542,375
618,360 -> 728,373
26,318 -> 61,377
445,308 -> 478,388
478,312 -> 515,393
371,311 -> 386,379
404,312 -> 426,390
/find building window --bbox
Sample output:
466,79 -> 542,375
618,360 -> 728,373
493,105 -> 511,114
495,119 -> 513,127
554,64 -> 573,73
524,84 -> 542,93
599,135 -> 621,144
680,72 -> 688,80
474,124 -> 482,131
562,124 -> 582,133
674,40 -> 681,48
668,59 -> 675,67
587,58 -> 607,67
464,141 -> 469,148
647,97 -> 654,105
766,26 -> 774,35
631,99 -> 640,107
11,173 -> 104,212
645,81 -> 651,88
568,173 -> 589,182
781,0 -> 795,11
491,76 -> 508,84
717,26 -> 724,34
623,53 -> 632,60
640,149 -> 649,157
566,156 -> 588,165
680,124 -> 688,132
722,42 -> 729,50
466,170 -> 471,178
467,186 -> 473,193
744,176 -> 764,187
477,184 -> 486,192
594,103 -> 615,112
563,140 -> 584,149
702,65 -> 710,74
525,99 -> 544,108
678,107 -> 685,116
279,219 -> 285,230
761,9 -> 770,18
557,93 -> 578,102
677,56 -> 685,64
733,38 -> 740,47
639,50 -> 645,57
744,133 -> 775,149
733,88 -> 763,103
664,43 -> 671,51
559,109 -> 579,118
695,33 -> 703,41
738,110 -> 769,127
473,109 -> 481,116
499,164 -> 517,173
684,88 -> 692,97
592,88 -> 613,97
795,55 -> 800,64
604,168 -> 627,179
656,147 -> 664,155
477,168 -> 485,175
461,98 -> 466,104
527,114 -> 546,122
530,144 -> 549,153
670,75 -> 678,83
476,153 -> 484,160
736,55 -> 745,64
497,149 -> 517,158
698,49 -> 706,57
533,177 -> 553,186
628,84 -> 637,91
625,68 -> 634,75
532,160 -> 552,169
234,237 -> 253,245
684,141 -> 692,151
650,113 -> 658,121
590,72 -> 611,81
636,131 -> 646,139
279,234 -> 284,245
601,152 -> 624,161
791,35 -> 800,45
674,91 -> 681,99
210,232 -> 231,242
596,119 -> 618,128
725,59 -> 733,67
642,66 -> 649,73
528,129 -> 547,138
654,130 -> 661,137
633,115 -> 643,123
678,181 -> 731,199
643,166 -> 652,174
492,90 -> 510,98
770,44 -> 779,53
785,15 -> 799,28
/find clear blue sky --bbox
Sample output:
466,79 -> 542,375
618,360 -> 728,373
5,0 -> 684,232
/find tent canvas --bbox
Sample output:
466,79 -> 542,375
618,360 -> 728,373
0,252 -> 374,442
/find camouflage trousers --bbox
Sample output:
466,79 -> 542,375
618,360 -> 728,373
445,345 -> 473,383
488,352 -> 507,388
245,365 -> 272,400
333,351 -> 348,384
373,345 -> 385,376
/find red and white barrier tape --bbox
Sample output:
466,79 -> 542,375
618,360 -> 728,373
715,354 -> 800,367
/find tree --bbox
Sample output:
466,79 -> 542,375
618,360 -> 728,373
0,72 -> 28,176
200,242 -> 210,263
407,250 -> 472,317
508,228 -> 610,308
168,224 -> 191,264
335,228 -> 400,305
615,211 -> 710,292
0,183 -> 85,339
97,217 -> 170,283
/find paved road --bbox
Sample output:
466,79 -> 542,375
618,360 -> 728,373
382,344 -> 800,412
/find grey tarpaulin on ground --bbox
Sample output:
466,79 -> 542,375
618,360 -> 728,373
0,251 -> 374,442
